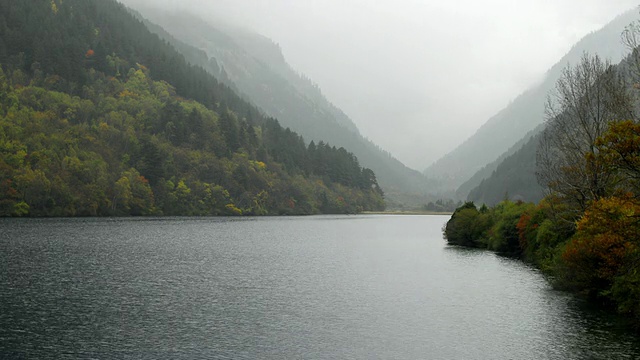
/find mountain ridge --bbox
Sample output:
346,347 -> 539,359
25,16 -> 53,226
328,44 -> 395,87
466,36 -> 640,206
425,9 -> 639,194
121,3 -> 440,205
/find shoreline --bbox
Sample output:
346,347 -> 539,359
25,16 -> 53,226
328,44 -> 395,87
362,210 -> 453,216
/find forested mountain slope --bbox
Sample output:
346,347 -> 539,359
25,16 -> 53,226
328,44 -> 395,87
456,124 -> 544,199
119,4 -> 436,201
425,9 -> 639,191
445,48 -> 640,327
0,0 -> 384,216
465,134 -> 544,206
466,46 -> 640,206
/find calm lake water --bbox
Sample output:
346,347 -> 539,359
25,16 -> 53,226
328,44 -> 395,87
1,215 -> 639,359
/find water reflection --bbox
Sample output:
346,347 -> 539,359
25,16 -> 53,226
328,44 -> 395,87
444,244 -> 640,359
0,216 -> 638,359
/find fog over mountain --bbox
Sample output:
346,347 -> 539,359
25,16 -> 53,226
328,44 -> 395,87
119,0 -> 637,170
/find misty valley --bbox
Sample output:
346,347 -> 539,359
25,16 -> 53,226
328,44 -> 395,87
2,0 -> 640,357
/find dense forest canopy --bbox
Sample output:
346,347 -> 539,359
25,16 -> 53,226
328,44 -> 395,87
0,0 -> 384,216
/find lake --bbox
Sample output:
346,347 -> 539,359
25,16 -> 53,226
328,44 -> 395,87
1,215 -> 639,359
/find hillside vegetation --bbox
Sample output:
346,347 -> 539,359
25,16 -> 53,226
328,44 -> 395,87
121,5 -> 436,204
0,0 -> 384,216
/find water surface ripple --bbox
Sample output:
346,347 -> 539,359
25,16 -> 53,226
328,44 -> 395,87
1,216 -> 638,359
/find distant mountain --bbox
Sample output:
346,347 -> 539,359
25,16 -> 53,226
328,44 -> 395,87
456,124 -> 544,200
425,9 -> 639,193
120,4 -> 437,205
465,134 -> 544,206
466,40 -> 640,206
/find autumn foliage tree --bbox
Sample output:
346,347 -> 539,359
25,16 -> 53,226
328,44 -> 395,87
446,26 -> 640,327
557,196 -> 640,302
537,53 -> 634,219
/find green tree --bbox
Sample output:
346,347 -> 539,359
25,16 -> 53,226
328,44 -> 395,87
444,202 -> 490,247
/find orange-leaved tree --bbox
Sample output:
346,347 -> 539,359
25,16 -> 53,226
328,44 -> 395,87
559,195 -> 640,299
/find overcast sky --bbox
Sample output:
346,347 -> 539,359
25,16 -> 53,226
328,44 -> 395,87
123,0 -> 639,170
